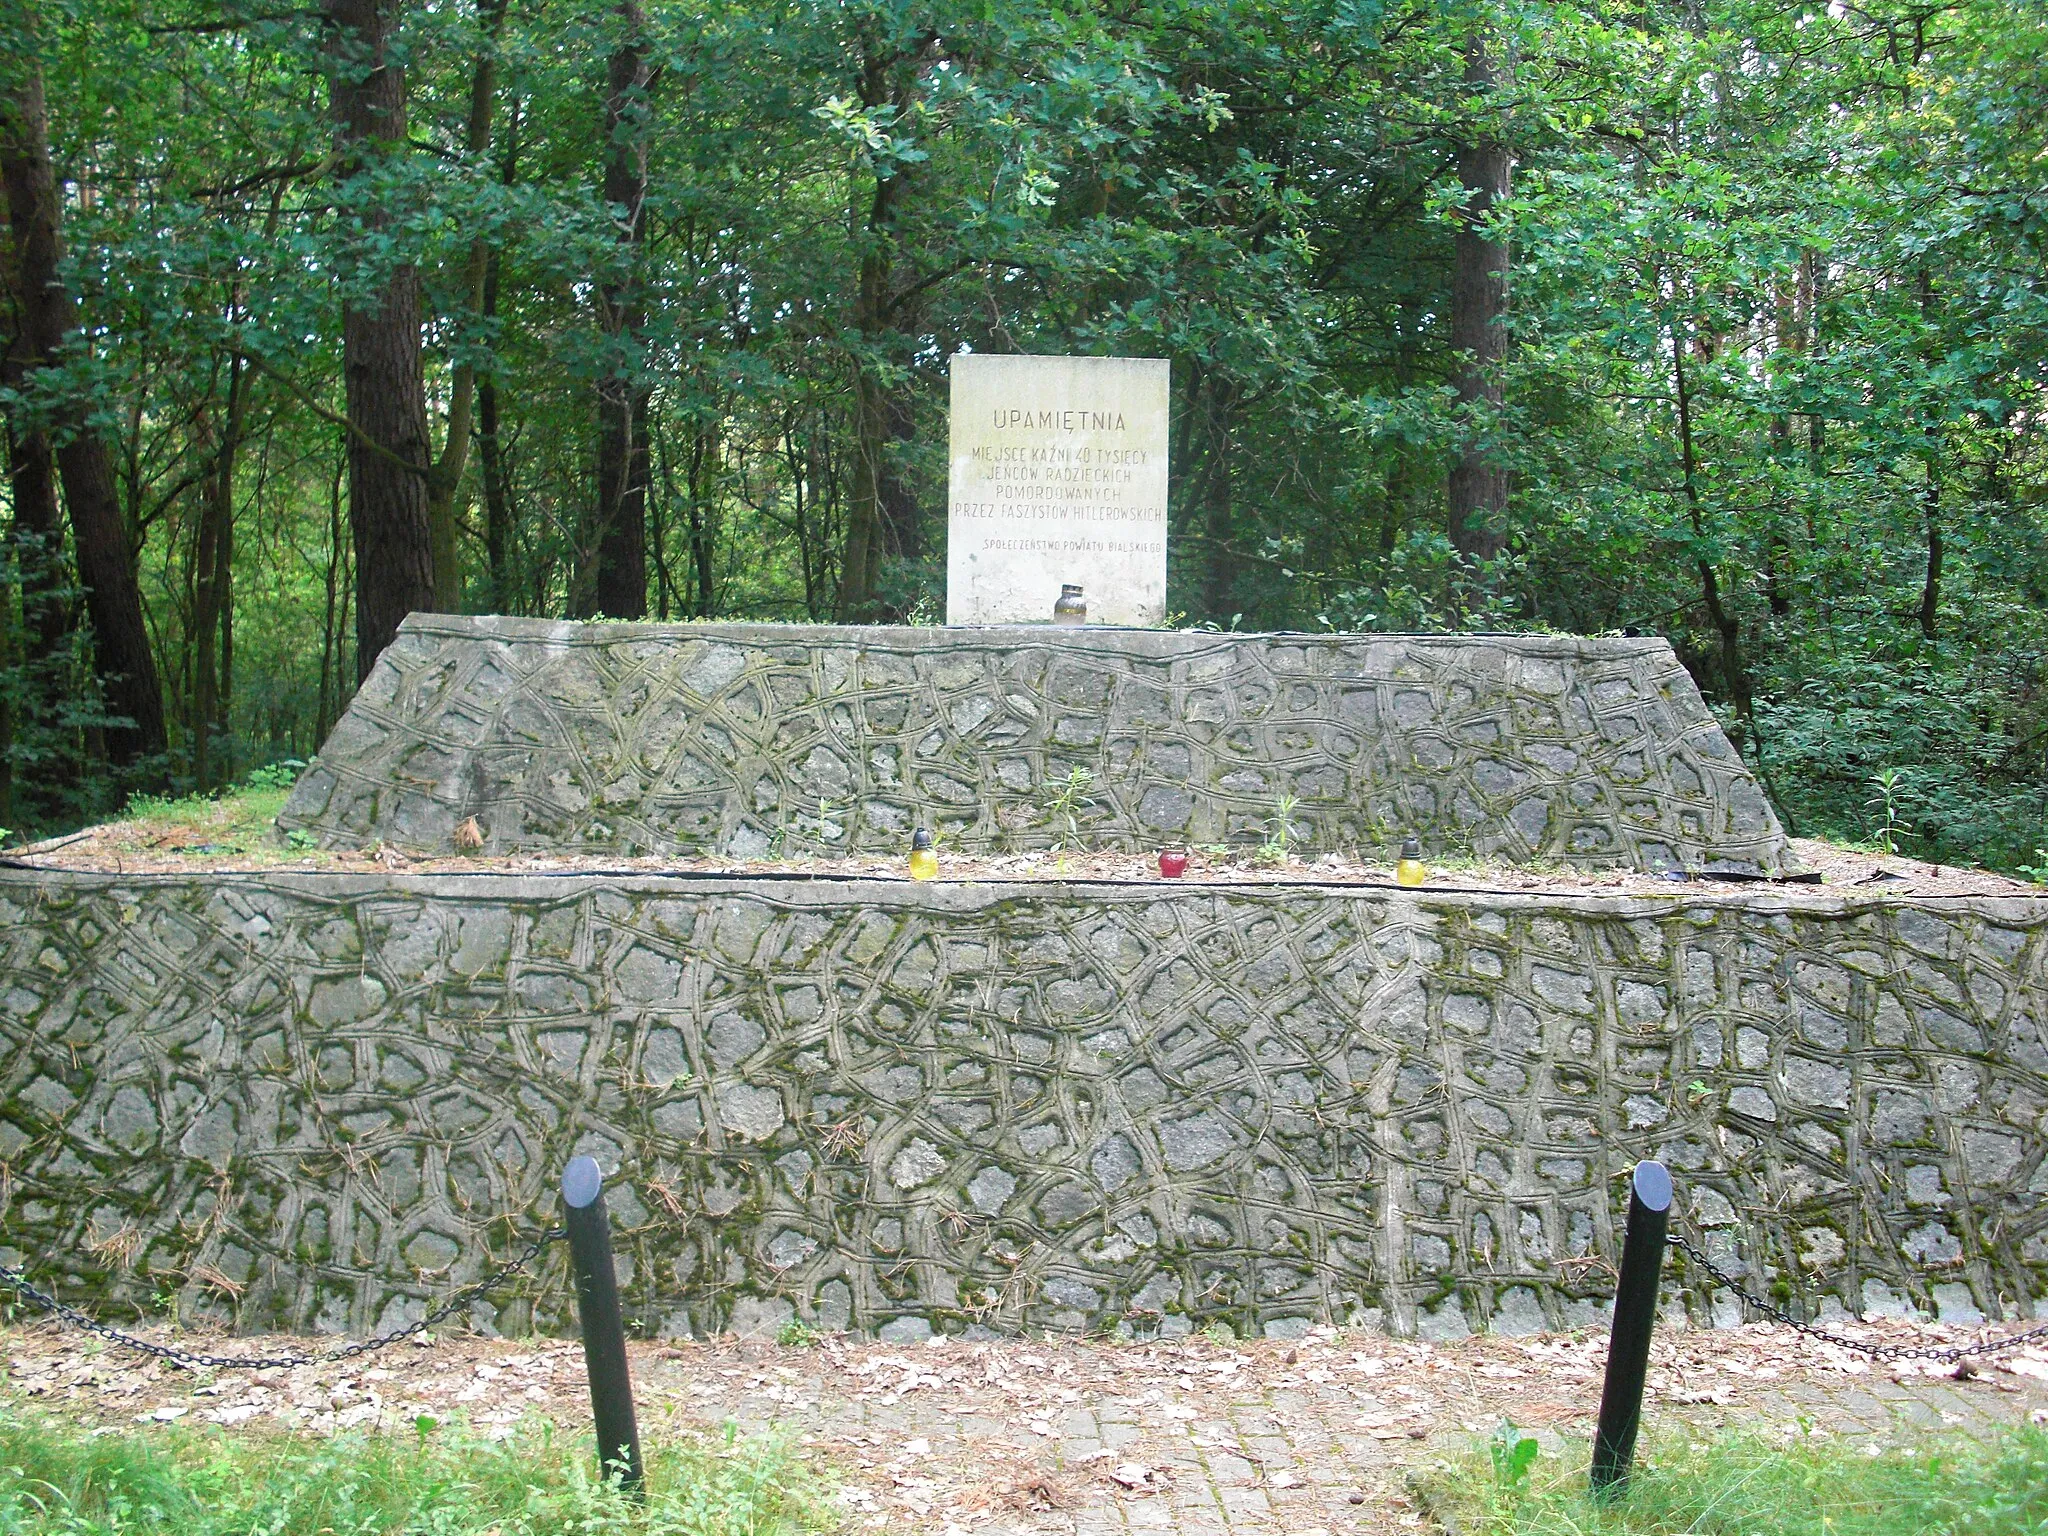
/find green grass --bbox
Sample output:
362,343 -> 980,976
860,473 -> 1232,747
1417,1423 -> 2048,1535
59,764 -> 319,861
0,1412 -> 834,1536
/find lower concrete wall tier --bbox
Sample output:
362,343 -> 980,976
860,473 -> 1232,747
277,619 -> 1791,873
2,872 -> 2041,1342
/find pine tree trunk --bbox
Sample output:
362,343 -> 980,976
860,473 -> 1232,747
0,61 -> 167,767
324,0 -> 434,683
1447,30 -> 1511,562
590,1 -> 652,620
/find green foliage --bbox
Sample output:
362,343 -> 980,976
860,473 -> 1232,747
1257,794 -> 1302,863
2,0 -> 2044,872
97,778 -> 306,863
239,760 -> 305,793
774,1318 -> 823,1349
1489,1421 -> 1541,1493
1865,769 -> 1915,857
0,1411 -> 833,1536
1420,1424 -> 2048,1535
1042,767 -> 1094,867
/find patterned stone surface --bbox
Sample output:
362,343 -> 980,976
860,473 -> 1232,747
3,871 -> 2041,1340
277,618 -> 1790,872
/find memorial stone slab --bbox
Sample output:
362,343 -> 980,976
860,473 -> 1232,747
947,353 -> 1169,626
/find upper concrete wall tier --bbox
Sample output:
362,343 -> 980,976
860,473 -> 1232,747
278,617 -> 1790,872
2,870 -> 2039,1342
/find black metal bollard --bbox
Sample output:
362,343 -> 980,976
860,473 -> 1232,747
1590,1159 -> 1673,1498
562,1156 -> 646,1495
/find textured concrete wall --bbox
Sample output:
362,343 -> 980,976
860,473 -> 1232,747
278,618 -> 1790,873
3,871 -> 2041,1342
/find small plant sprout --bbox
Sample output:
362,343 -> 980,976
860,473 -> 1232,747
1489,1420 -> 1540,1492
1043,766 -> 1094,871
775,1317 -> 822,1348
799,797 -> 842,857
1867,768 -> 1915,856
1257,794 -> 1302,863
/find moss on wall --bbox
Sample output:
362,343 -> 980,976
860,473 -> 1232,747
279,619 -> 1789,873
2,871 -> 2040,1341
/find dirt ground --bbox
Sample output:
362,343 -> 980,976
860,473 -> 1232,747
5,1316 -> 2046,1534
9,811 -> 2039,902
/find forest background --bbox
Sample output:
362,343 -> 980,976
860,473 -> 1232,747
0,0 -> 2043,871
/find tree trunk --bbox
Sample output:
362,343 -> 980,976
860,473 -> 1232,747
425,0 -> 510,613
783,410 -> 826,619
687,421 -> 717,616
0,60 -> 167,767
1800,250 -> 1825,483
1672,315 -> 1752,738
1447,29 -> 1511,562
1763,279 -> 1798,618
192,261 -> 262,791
1200,370 -> 1237,620
589,0 -> 652,620
834,33 -> 924,624
479,100 -> 519,613
1,287 -> 64,661
837,289 -> 920,622
479,360 -> 509,606
1915,268 -> 1942,641
324,0 -> 435,684
317,435 -> 347,742
192,405 -> 227,790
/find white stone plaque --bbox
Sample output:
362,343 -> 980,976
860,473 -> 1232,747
946,353 -> 1169,626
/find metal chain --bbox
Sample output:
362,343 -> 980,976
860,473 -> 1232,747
0,1227 -> 563,1372
1666,1229 -> 2048,1363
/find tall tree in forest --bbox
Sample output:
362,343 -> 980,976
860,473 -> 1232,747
831,15 -> 938,624
1446,24 -> 1512,561
323,0 -> 435,682
0,47 -> 166,768
426,0 -> 510,614
1,241 -> 62,663
190,343 -> 248,791
478,94 -> 520,613
584,0 -> 654,620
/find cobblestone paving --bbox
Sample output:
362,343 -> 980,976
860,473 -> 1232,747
6,1322 -> 2046,1534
